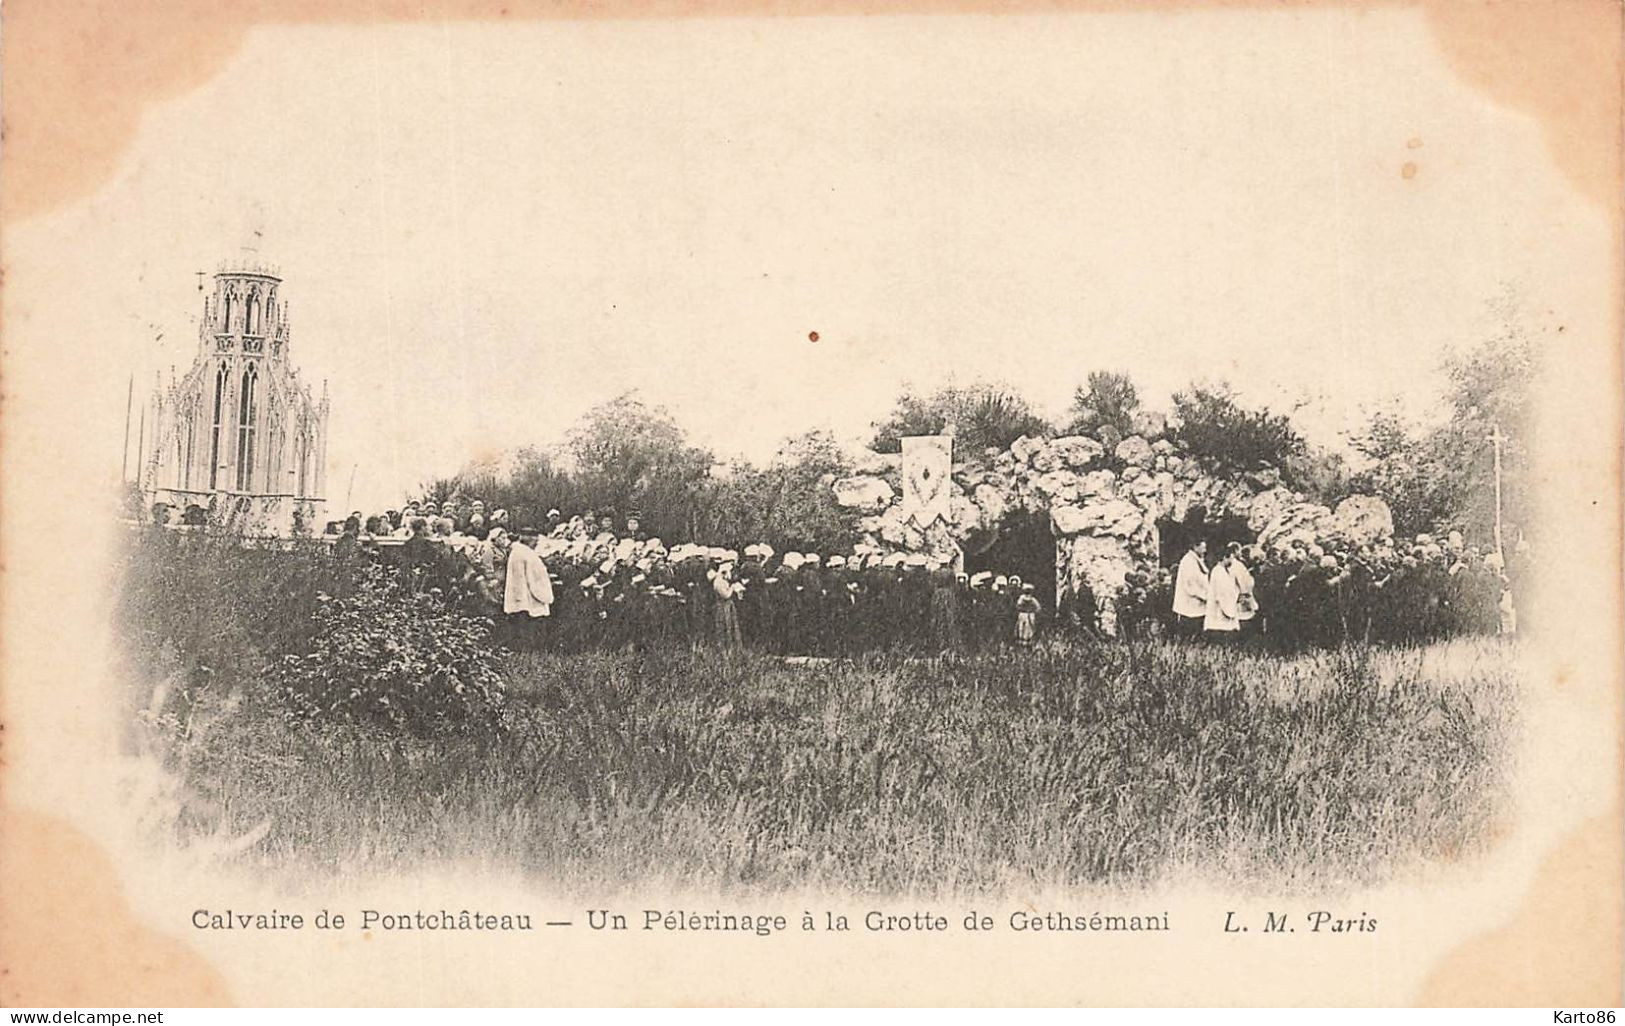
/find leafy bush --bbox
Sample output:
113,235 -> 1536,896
275,562 -> 508,735
1066,370 -> 1141,436
117,526 -> 508,737
115,527 -> 346,699
1170,383 -> 1305,479
687,430 -> 860,553
869,381 -> 1052,455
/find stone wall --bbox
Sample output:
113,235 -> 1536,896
830,428 -> 1394,634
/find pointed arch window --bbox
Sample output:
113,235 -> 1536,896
236,364 -> 259,491
245,291 -> 260,335
265,393 -> 280,485
296,429 -> 311,497
221,290 -> 235,334
175,404 -> 188,489
208,363 -> 229,489
185,408 -> 197,491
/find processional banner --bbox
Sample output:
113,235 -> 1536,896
900,434 -> 953,527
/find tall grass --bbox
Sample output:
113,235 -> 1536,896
143,638 -> 1516,897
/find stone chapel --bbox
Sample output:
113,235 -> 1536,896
142,263 -> 329,533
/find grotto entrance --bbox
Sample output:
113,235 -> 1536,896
1155,505 -> 1252,568
964,508 -> 1057,611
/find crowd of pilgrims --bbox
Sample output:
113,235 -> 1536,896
317,494 -> 1517,652
327,500 -> 1047,654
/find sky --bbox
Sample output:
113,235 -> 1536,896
3,9 -> 1604,512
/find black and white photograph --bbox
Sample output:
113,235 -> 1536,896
1,0 -> 1620,1008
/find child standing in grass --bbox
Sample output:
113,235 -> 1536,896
1015,583 -> 1041,644
711,559 -> 745,650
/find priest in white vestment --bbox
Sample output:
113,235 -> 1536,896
504,526 -> 556,618
1172,538 -> 1210,637
1203,554 -> 1243,635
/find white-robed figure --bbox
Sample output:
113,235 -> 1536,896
1204,542 -> 1256,635
1203,556 -> 1241,635
1172,538 -> 1210,636
503,525 -> 556,618
1231,545 -> 1257,624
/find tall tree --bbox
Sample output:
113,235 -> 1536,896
1350,329 -> 1535,545
693,430 -> 858,552
564,393 -> 714,539
1347,409 -> 1454,535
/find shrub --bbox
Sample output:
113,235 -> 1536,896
1066,370 -> 1141,436
117,526 -> 509,737
114,527 -> 346,700
1170,383 -> 1305,478
275,561 -> 509,735
869,381 -> 1053,455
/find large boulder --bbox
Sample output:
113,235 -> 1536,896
831,475 -> 895,513
851,449 -> 902,476
1114,435 -> 1154,467
1245,486 -> 1297,534
1032,469 -> 1083,504
1010,435 -> 1044,465
971,482 -> 1010,528
1057,535 -> 1139,636
1258,502 -> 1334,553
1030,442 -> 1062,473
1130,409 -> 1167,440
1127,472 -> 1162,502
1049,503 -> 1095,536
1102,499 -> 1147,537
1059,534 -> 1135,590
1329,495 -> 1395,546
1243,466 -> 1282,491
1050,498 -> 1141,538
1050,435 -> 1105,470
1079,468 -> 1119,499
1183,476 -> 1216,508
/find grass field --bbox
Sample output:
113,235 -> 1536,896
141,637 -> 1517,896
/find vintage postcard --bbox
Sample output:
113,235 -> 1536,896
1,0 -> 1620,1008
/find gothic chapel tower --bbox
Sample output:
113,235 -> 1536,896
143,262 -> 329,532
